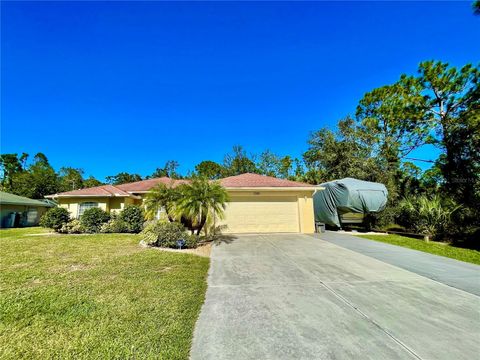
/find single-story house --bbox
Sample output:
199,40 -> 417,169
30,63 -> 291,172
45,173 -> 316,234
0,191 -> 54,228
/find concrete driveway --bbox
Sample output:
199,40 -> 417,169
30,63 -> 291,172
316,231 -> 480,296
190,234 -> 480,360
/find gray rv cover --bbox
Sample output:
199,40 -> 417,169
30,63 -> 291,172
314,178 -> 388,227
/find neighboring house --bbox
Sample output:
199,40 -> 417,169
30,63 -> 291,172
0,191 -> 54,228
45,173 -> 316,234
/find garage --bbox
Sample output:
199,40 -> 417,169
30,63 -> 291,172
222,195 -> 300,233
217,173 -> 316,234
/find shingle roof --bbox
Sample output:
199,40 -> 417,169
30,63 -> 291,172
116,177 -> 189,192
46,173 -> 314,198
218,173 -> 315,188
46,185 -> 132,198
0,191 -> 54,207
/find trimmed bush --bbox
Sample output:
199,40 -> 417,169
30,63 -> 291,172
184,235 -> 199,249
39,207 -> 70,231
58,219 -> 84,234
141,220 -> 190,248
100,218 -> 129,233
80,207 -> 110,233
118,205 -> 144,233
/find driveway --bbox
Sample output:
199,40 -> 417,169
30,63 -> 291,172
315,231 -> 480,296
190,234 -> 480,360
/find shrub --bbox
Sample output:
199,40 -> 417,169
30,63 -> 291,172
141,220 -> 190,248
80,207 -> 110,233
398,195 -> 460,240
39,207 -> 70,231
100,218 -> 129,233
118,205 -> 145,233
184,235 -> 199,249
58,219 -> 84,234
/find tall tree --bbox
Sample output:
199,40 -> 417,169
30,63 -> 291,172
223,145 -> 257,176
257,150 -> 280,177
11,153 -> 58,198
150,160 -> 181,179
416,61 -> 479,203
106,172 -> 142,185
195,160 -> 225,179
303,117 -> 384,184
473,1 -> 480,15
83,176 -> 103,188
278,156 -> 294,179
0,153 -> 25,190
356,76 -> 429,168
58,167 -> 84,192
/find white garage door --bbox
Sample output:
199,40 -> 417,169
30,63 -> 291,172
222,196 -> 299,233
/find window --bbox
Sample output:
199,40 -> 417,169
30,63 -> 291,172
78,202 -> 98,218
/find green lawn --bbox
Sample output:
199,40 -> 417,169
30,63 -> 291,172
0,227 -> 210,359
358,234 -> 480,265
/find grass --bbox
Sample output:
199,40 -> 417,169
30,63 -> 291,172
357,234 -> 480,265
0,227 -> 210,359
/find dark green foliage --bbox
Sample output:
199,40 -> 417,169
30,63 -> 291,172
40,207 -> 71,231
12,153 -> 59,199
141,221 -> 190,248
105,172 -> 142,185
474,1 -> 480,15
397,195 -> 460,240
185,235 -> 199,249
118,204 -> 145,233
80,208 -> 110,233
223,145 -> 258,175
83,176 -> 103,188
0,153 -> 25,189
195,160 -> 225,179
149,160 -> 182,179
0,152 -> 103,198
58,167 -> 84,192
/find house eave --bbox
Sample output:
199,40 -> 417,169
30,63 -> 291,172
45,194 -> 141,199
225,187 -> 317,192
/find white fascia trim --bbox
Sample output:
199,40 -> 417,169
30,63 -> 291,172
126,187 -> 318,193
45,194 -> 138,199
225,187 -> 316,192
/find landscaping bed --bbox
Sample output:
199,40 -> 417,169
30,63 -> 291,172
0,227 -> 209,359
357,234 -> 480,265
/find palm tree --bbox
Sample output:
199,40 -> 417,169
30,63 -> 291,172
143,182 -> 180,221
174,179 -> 229,235
400,195 -> 460,241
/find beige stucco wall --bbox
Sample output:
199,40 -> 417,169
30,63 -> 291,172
55,188 -> 315,233
58,197 -> 110,218
0,204 -> 50,227
109,197 -> 136,214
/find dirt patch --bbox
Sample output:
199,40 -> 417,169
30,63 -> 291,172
144,242 -> 212,258
51,263 -> 93,273
24,232 -> 58,237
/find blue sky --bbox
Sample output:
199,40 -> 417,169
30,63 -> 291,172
2,1 -> 479,180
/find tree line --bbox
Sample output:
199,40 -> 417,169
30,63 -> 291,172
1,60 -> 479,238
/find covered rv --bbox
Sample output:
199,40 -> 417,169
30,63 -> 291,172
313,178 -> 388,228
